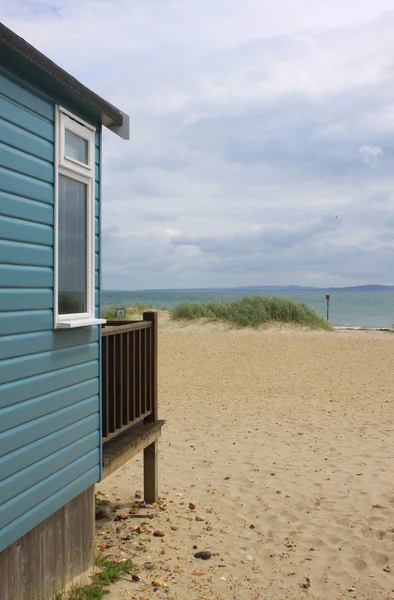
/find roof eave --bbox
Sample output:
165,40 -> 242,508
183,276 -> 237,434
103,112 -> 130,141
0,22 -> 130,140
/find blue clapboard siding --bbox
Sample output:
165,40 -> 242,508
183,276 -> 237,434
0,67 -> 102,553
0,265 -> 53,289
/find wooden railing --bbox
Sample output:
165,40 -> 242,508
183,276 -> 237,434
101,312 -> 158,443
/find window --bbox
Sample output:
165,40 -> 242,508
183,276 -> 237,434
54,107 -> 105,328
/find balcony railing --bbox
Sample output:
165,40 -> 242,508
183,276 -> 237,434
101,312 -> 158,443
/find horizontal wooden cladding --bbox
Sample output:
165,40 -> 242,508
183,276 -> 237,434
0,95 -> 53,142
0,142 -> 53,184
0,192 -> 53,225
0,117 -> 53,162
0,310 -> 53,336
0,415 -> 98,483
0,342 -> 99,385
0,396 -> 99,458
0,328 -> 99,361
0,449 -> 98,531
0,379 -> 98,434
0,71 -> 54,121
0,69 -> 102,556
0,360 -> 98,408
0,215 -> 53,246
0,265 -> 53,289
0,465 -> 99,554
0,432 -> 98,506
0,167 -> 53,204
0,239 -> 52,266
0,289 -> 52,312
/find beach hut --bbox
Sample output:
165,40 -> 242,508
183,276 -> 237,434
0,24 -> 163,600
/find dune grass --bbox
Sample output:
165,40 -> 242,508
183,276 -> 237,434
170,296 -> 332,330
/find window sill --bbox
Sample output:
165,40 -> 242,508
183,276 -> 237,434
56,318 -> 106,329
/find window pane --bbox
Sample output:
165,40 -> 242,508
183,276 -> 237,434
65,129 -> 88,164
58,175 -> 87,315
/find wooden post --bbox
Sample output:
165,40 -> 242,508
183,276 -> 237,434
144,441 -> 158,503
143,312 -> 158,422
326,294 -> 330,322
143,312 -> 158,502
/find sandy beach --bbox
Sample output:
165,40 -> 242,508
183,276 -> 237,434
96,317 -> 394,600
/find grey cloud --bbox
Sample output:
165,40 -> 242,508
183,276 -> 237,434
6,2 -> 394,288
171,216 -> 340,256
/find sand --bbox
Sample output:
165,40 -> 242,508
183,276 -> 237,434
96,317 -> 394,600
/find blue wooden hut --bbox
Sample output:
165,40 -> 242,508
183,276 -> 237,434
0,23 -> 163,600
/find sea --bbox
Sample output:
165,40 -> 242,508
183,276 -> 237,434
101,289 -> 394,329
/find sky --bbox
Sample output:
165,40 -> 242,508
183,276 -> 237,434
3,0 -> 394,289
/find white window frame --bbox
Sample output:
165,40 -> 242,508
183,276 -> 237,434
54,106 -> 105,329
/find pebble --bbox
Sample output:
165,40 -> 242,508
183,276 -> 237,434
152,578 -> 165,587
194,551 -> 212,560
153,530 -> 165,537
136,526 -> 147,534
383,565 -> 391,573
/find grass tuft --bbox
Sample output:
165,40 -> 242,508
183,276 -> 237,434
170,296 -> 332,330
95,491 -> 109,506
53,558 -> 135,600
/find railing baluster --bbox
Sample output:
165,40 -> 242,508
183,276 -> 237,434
115,333 -> 122,430
146,326 -> 152,413
137,330 -> 141,418
130,330 -> 136,422
123,332 -> 129,425
107,335 -> 115,434
102,336 -> 108,439
141,328 -> 147,415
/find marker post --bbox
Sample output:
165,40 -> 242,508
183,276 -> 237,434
326,294 -> 330,322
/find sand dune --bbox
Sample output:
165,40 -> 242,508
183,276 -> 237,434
97,318 -> 394,600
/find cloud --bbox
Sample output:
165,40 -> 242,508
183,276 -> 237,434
3,1 -> 394,287
171,216 -> 340,256
358,145 -> 383,164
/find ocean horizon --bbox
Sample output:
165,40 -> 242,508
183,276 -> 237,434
101,287 -> 394,329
